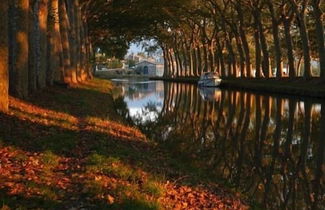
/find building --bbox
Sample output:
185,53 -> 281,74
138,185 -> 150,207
135,61 -> 157,75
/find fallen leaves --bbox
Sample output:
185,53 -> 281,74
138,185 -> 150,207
0,79 -> 248,209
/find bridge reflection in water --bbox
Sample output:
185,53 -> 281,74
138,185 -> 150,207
112,79 -> 324,209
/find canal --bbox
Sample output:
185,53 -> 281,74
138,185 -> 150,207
112,79 -> 324,209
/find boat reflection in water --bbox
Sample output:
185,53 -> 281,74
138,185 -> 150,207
113,79 -> 325,209
199,87 -> 221,101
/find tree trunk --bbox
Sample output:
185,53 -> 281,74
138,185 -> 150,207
254,26 -> 262,78
38,0 -> 48,88
236,4 -> 251,77
202,43 -> 209,73
268,2 -> 283,78
283,16 -> 295,78
65,0 -> 77,83
47,0 -> 62,85
0,0 -> 9,112
197,46 -> 203,75
193,47 -> 198,76
291,3 -> 312,79
256,10 -> 270,78
80,20 -> 87,81
234,32 -> 245,78
10,0 -> 29,99
59,0 -> 72,83
216,39 -> 225,77
161,45 -> 168,77
311,0 -> 325,79
28,0 -> 39,94
73,0 -> 81,81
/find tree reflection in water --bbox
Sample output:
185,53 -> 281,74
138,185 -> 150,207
114,80 -> 324,209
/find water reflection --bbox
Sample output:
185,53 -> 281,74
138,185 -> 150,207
113,80 -> 324,209
112,79 -> 164,122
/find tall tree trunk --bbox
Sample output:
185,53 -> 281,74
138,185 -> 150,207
174,49 -> 180,77
298,12 -> 312,79
311,0 -> 325,79
254,26 -> 262,78
84,21 -> 93,79
197,46 -> 203,75
59,0 -> 72,83
47,0 -> 62,85
0,0 -> 9,112
208,41 -> 215,73
10,0 -> 29,98
256,10 -> 270,78
283,15 -> 296,78
80,20 -> 87,81
162,45 -> 168,77
216,39 -> 225,77
236,4 -> 251,77
186,42 -> 193,76
202,43 -> 209,73
74,0 -> 81,81
38,0 -> 48,88
268,2 -> 283,78
234,32 -> 245,78
193,46 -> 198,76
290,1 -> 312,79
29,0 -> 39,94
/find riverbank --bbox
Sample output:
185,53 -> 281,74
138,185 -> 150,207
150,76 -> 325,99
0,78 -> 247,209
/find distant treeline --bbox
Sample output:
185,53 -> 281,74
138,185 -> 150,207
160,1 -> 324,79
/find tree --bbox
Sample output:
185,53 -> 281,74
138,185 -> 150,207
0,0 -> 9,112
10,0 -> 29,99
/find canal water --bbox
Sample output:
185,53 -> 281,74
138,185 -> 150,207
112,79 -> 324,209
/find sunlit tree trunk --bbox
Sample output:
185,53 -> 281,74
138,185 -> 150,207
0,0 -> 9,112
66,0 -> 77,83
10,0 -> 29,99
59,0 -> 72,83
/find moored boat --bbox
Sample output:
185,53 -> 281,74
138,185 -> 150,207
198,72 -> 222,87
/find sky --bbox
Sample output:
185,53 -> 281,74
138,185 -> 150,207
128,43 -> 143,55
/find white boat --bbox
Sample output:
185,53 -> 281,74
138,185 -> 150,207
198,72 -> 222,87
